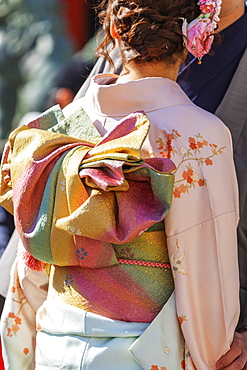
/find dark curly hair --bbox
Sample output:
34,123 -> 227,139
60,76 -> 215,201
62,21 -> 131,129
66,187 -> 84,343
95,0 -> 201,69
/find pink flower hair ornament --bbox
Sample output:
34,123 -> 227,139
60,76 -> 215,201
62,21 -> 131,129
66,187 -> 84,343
181,0 -> 222,63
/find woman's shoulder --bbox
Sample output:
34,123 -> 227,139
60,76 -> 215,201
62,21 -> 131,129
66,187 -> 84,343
173,99 -> 231,138
192,104 -> 231,138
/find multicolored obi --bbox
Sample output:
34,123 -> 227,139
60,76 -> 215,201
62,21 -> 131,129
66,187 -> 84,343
0,104 -> 175,321
48,221 -> 174,323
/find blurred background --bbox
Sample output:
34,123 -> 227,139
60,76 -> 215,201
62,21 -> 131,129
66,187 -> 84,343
0,0 -> 100,143
0,0 -> 101,260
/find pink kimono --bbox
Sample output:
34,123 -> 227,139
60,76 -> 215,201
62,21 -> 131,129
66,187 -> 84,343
0,74 -> 239,369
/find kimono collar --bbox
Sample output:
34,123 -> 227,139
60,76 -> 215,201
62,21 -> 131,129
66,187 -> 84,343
86,74 -> 192,118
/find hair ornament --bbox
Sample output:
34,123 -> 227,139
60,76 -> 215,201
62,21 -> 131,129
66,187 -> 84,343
181,0 -> 222,63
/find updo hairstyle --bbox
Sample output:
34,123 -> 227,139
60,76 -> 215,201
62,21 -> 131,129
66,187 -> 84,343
96,0 -> 200,68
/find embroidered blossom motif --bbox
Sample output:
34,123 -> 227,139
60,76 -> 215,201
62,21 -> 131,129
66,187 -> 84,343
3,283 -> 28,338
157,130 -> 226,199
23,348 -> 29,355
188,135 -> 208,150
5,312 -> 22,337
119,247 -> 134,259
36,307 -> 47,330
173,163 -> 207,198
60,179 -> 66,193
69,227 -> 83,235
181,360 -> 186,369
163,347 -> 170,354
156,129 -> 181,158
76,247 -> 88,260
10,286 -> 16,293
38,307 -> 47,320
178,314 -> 188,326
171,240 -> 187,276
65,274 -> 74,288
205,158 -> 213,166
150,366 -> 167,370
39,214 -> 48,229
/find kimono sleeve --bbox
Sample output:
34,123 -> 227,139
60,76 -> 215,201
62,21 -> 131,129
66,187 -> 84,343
0,241 -> 48,370
165,121 -> 240,369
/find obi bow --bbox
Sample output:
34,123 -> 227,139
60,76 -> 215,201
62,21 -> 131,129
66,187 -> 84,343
0,105 -> 175,269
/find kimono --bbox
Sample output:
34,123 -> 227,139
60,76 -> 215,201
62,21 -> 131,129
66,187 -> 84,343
0,74 -> 240,369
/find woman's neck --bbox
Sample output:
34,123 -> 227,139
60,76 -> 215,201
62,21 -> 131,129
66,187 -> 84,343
118,60 -> 181,83
217,0 -> 245,31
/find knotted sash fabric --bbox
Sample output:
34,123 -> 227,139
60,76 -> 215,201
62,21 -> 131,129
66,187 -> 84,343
0,105 -> 175,269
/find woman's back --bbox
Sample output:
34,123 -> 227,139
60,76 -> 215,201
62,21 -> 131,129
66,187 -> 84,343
64,72 -> 239,367
0,0 -> 240,369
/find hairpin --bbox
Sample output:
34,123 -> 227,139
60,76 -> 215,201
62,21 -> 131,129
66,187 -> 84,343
181,0 -> 222,63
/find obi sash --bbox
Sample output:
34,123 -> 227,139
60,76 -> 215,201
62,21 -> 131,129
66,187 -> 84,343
0,104 -> 175,270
